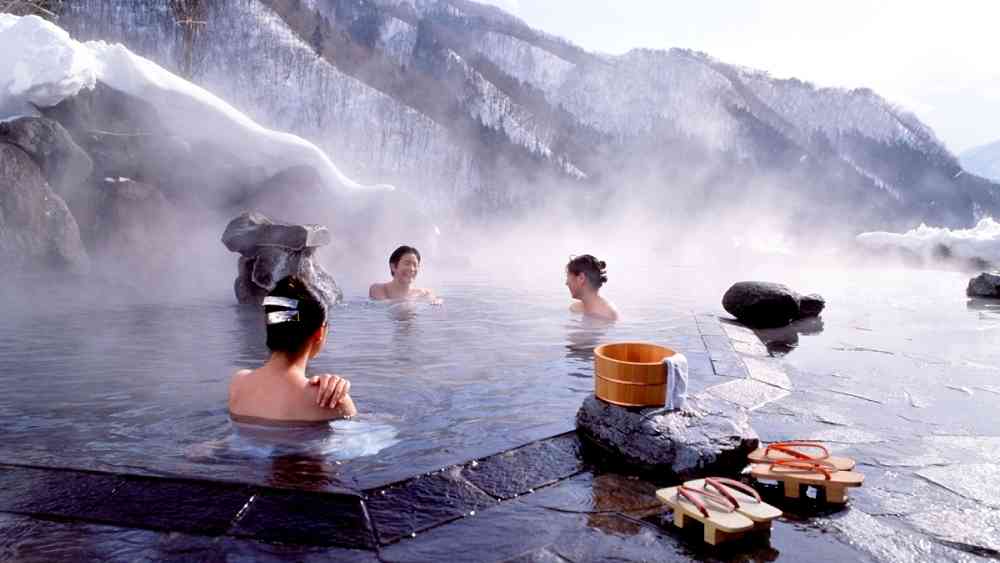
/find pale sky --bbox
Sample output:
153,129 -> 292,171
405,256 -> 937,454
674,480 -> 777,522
480,0 -> 1000,154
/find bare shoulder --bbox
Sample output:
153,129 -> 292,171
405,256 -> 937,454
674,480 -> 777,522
569,301 -> 584,313
230,368 -> 252,387
228,369 -> 253,406
369,283 -> 387,300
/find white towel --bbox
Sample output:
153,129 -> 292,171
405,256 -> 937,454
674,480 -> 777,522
663,352 -> 688,410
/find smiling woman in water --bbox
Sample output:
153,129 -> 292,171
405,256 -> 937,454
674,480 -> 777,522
229,276 -> 357,422
369,245 -> 441,303
566,254 -> 619,321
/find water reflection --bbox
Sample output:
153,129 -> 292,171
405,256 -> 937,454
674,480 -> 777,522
566,318 -> 614,368
754,316 -> 825,356
966,297 -> 1000,312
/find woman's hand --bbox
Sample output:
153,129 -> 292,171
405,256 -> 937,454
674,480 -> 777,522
308,373 -> 351,409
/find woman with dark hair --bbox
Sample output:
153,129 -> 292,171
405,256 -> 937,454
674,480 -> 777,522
369,245 -> 440,303
566,254 -> 619,321
229,276 -> 357,422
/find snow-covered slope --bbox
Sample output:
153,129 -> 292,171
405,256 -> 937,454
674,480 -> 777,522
54,0 -> 1000,229
0,13 -> 389,194
961,140 -> 1000,183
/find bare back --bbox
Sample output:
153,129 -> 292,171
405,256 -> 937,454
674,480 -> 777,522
229,368 -> 353,422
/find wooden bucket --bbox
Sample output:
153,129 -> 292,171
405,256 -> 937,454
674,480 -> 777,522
593,342 -> 674,407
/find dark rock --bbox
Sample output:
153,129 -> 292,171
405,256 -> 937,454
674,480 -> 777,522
222,211 -> 331,256
722,281 -> 801,328
798,293 -> 826,317
81,130 -> 190,186
91,178 -> 181,281
0,116 -> 93,196
967,272 -> 1000,298
36,81 -> 165,138
575,394 -> 758,478
723,281 -> 825,327
222,211 -> 341,305
237,165 -> 331,223
0,143 -> 89,274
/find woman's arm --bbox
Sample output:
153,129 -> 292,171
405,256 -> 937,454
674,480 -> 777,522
308,374 -> 358,418
369,283 -> 385,300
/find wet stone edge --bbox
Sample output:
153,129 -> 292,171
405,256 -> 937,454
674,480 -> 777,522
363,432 -> 587,546
0,463 -> 376,550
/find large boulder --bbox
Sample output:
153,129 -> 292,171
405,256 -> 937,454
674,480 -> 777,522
90,178 -> 181,281
222,211 -> 341,306
36,81 -> 166,139
0,116 -> 93,197
576,394 -> 758,478
722,281 -> 824,328
967,272 -> 1000,298
0,143 -> 89,274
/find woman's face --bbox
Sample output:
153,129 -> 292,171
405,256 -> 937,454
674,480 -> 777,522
566,270 -> 586,298
392,252 -> 420,283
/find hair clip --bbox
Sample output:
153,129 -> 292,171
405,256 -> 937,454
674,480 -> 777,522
266,310 -> 300,325
262,296 -> 299,309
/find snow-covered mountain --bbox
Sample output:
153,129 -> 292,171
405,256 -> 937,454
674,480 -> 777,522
961,140 -> 1000,183
57,0 -> 1000,232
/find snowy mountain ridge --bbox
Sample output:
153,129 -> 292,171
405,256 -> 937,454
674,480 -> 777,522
56,0 -> 1000,230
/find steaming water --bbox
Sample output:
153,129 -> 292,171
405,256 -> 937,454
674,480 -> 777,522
1,263 -> 999,557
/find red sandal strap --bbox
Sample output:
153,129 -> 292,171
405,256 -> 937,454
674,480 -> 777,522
772,458 -> 836,479
765,441 -> 830,461
704,477 -> 762,506
677,485 -> 737,518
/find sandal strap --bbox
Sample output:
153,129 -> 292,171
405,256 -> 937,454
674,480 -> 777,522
677,485 -> 737,517
766,441 -> 830,461
704,477 -> 762,506
772,458 -> 836,479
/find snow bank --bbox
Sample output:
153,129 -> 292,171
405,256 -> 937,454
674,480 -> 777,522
0,15 -> 391,192
857,218 -> 1000,263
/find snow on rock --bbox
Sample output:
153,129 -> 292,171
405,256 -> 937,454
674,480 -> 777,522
857,218 -> 1000,263
0,15 -> 96,110
0,14 -> 390,194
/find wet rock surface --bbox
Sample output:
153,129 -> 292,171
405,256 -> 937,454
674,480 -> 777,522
221,211 -> 341,305
463,433 -> 584,500
0,144 -> 89,274
967,272 -> 1000,298
364,467 -> 496,544
576,394 -> 758,478
722,281 -> 824,328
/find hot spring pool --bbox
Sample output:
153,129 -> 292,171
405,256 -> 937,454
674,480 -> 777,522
2,263 -> 999,560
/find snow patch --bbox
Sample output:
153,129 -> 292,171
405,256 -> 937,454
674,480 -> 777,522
857,218 -> 1000,263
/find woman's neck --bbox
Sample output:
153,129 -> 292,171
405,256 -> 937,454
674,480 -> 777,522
579,288 -> 602,307
266,350 -> 310,377
388,278 -> 411,295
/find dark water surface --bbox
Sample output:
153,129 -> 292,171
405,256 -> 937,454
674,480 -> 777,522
2,264 -> 998,560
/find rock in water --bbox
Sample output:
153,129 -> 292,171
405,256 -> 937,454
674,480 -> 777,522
221,211 -> 341,306
575,394 -> 758,478
967,272 -> 1000,298
722,281 -> 801,328
798,293 -> 826,317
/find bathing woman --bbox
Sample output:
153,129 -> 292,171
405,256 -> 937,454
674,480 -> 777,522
566,254 -> 619,321
229,276 -> 357,422
369,245 -> 440,303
